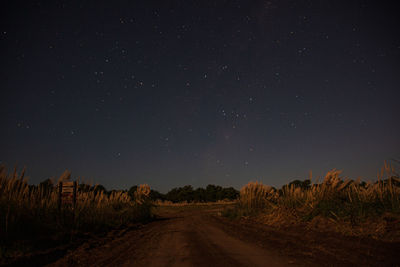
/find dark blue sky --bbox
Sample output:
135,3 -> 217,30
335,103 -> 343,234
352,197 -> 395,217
1,1 -> 399,192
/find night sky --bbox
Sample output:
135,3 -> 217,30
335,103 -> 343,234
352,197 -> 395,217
1,1 -> 399,192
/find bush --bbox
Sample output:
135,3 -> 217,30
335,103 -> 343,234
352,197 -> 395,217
237,163 -> 400,228
0,166 -> 153,255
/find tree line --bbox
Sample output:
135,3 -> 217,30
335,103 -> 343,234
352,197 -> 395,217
35,179 -> 239,203
128,184 -> 239,203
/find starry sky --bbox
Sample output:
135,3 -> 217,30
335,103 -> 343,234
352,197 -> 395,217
1,1 -> 399,192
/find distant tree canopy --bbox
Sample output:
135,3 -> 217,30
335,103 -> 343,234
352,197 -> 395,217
164,185 -> 239,203
29,165 -> 400,204
30,179 -> 240,203
124,184 -> 239,203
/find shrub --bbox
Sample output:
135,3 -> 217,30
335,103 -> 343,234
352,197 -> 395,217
0,165 -> 153,252
237,162 -> 400,229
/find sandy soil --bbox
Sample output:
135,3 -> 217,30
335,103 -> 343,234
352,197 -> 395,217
47,206 -> 399,267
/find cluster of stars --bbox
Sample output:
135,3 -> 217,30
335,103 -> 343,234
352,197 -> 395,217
2,0 -> 397,191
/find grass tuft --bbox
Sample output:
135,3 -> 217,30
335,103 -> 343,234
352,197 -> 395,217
231,162 -> 400,239
0,166 -> 153,258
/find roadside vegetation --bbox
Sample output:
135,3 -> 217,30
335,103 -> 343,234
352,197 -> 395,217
0,166 -> 152,260
3,160 -> 399,262
156,185 -> 239,203
0,165 -> 238,262
226,162 -> 400,240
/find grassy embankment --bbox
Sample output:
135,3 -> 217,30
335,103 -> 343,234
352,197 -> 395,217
226,162 -> 400,240
0,165 -> 153,260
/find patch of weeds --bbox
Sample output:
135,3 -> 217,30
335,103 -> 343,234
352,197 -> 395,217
221,206 -> 240,219
221,204 -> 266,219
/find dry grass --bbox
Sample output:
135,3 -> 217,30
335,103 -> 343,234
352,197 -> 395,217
0,165 -> 153,256
237,162 -> 400,240
239,182 -> 274,210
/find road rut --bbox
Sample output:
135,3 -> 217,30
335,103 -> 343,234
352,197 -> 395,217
50,208 -> 293,266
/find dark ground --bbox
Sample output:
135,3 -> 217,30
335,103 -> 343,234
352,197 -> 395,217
40,204 -> 400,267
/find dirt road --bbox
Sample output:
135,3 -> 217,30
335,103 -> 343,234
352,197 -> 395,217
49,206 -> 294,266
49,205 -> 399,267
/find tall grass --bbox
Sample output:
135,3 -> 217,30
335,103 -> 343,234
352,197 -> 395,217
239,182 -> 274,211
0,165 -> 153,253
237,162 -> 400,237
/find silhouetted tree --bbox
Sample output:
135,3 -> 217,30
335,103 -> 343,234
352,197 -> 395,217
205,184 -> 218,202
149,189 -> 165,201
151,184 -> 239,203
193,188 -> 206,202
221,187 -> 239,200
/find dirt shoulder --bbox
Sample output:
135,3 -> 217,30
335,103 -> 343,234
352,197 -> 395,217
212,215 -> 400,266
46,205 -> 399,267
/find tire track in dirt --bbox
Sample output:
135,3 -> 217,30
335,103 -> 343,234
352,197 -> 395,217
184,214 -> 288,267
49,209 -> 293,267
